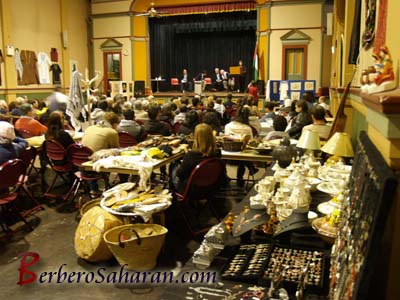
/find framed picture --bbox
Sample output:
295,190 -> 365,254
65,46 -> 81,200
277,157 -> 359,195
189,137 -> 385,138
290,81 -> 301,90
291,91 -> 301,100
304,81 -> 315,91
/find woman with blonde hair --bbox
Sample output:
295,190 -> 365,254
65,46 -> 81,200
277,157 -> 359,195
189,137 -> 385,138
172,123 -> 223,193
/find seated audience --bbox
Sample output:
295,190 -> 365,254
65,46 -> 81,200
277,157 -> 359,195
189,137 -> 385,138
224,93 -> 235,109
260,102 -> 277,123
134,100 -> 149,122
225,106 -> 258,185
15,103 -> 48,137
173,104 -> 187,124
264,115 -> 289,141
287,100 -> 312,139
117,109 -> 143,141
0,100 -> 8,114
91,100 -> 109,125
143,104 -> 171,136
160,103 -> 175,126
82,112 -> 120,152
302,92 -> 315,110
45,111 -> 74,149
172,123 -> 223,193
214,98 -> 226,119
178,110 -> 199,135
303,105 -> 331,140
0,121 -> 28,165
203,111 -> 222,135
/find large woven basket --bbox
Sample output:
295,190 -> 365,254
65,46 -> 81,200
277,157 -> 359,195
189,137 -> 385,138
104,224 -> 168,271
74,206 -> 123,262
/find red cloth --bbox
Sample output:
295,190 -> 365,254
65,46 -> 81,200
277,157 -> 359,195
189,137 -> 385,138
50,48 -> 58,62
157,1 -> 255,15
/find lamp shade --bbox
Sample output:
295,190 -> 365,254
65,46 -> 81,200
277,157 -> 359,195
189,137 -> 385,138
321,132 -> 354,157
297,129 -> 321,150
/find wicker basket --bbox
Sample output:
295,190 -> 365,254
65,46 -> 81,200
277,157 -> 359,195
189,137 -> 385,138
80,199 -> 101,216
74,206 -> 123,262
223,138 -> 245,152
104,224 -> 168,271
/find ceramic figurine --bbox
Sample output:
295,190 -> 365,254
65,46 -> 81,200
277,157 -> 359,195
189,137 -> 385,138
288,178 -> 311,210
361,45 -> 397,94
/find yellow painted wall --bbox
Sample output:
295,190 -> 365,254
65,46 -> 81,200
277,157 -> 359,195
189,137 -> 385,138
93,16 -> 131,38
269,3 -> 323,88
92,0 -> 131,14
269,29 -> 322,86
0,0 -> 88,99
93,38 -> 132,84
133,40 -> 148,82
270,3 -> 322,28
68,0 -> 89,80
0,10 -> 4,89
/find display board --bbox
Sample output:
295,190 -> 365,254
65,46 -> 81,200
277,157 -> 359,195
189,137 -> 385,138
266,80 -> 316,103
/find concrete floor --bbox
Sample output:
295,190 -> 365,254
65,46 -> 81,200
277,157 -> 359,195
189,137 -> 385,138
0,165 -> 264,300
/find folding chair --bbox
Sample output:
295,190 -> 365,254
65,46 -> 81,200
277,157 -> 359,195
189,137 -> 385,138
172,158 -> 226,236
0,159 -> 33,232
118,131 -> 138,148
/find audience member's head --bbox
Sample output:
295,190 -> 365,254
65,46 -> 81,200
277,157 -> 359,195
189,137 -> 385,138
296,100 -> 309,113
134,100 -> 143,111
0,100 -> 9,113
46,111 -> 65,139
147,104 -> 160,121
203,111 -> 221,132
0,121 -> 16,141
318,96 -> 327,104
193,123 -> 216,157
265,102 -> 275,112
302,92 -> 315,104
273,115 -> 288,132
179,105 -> 188,113
235,105 -> 251,125
310,105 -> 326,123
226,93 -> 233,102
98,100 -> 109,111
122,109 -> 135,121
103,112 -> 120,129
20,103 -> 34,116
184,110 -> 200,129
192,96 -> 200,108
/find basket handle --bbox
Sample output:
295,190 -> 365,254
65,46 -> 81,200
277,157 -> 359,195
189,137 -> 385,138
118,228 -> 142,248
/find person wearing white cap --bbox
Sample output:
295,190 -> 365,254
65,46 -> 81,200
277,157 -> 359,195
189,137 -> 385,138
0,121 -> 28,165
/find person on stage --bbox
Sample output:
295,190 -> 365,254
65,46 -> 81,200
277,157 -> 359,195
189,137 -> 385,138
220,69 -> 229,90
213,68 -> 223,91
238,60 -> 247,93
180,68 -> 192,92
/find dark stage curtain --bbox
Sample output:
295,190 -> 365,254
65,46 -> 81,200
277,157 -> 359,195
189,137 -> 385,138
149,11 -> 256,89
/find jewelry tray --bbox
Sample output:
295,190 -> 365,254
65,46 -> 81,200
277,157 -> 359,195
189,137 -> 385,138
220,242 -> 329,294
220,242 -> 272,284
258,243 -> 329,295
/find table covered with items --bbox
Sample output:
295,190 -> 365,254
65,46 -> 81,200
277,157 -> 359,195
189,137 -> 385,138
181,131 -> 397,300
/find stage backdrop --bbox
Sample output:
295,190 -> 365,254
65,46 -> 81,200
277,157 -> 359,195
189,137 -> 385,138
149,11 -> 256,90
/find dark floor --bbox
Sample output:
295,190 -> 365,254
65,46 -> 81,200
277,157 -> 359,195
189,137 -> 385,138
0,165 -> 263,300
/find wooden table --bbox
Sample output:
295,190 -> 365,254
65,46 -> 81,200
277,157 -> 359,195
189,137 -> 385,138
81,151 -> 185,175
25,131 -> 84,149
221,149 -> 273,163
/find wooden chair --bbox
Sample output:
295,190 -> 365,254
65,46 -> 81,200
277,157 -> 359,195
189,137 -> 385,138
172,158 -> 226,236
42,140 -> 75,201
67,144 -> 108,208
118,131 -> 138,148
0,159 -> 33,232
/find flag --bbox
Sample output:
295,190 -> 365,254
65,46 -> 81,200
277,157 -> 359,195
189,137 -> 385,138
253,41 -> 259,81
